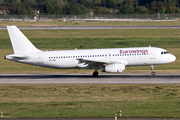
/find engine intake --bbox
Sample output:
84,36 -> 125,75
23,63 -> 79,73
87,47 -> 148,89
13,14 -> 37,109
101,63 -> 125,73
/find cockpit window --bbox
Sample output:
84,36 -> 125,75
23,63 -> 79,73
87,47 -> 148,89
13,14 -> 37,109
161,51 -> 169,55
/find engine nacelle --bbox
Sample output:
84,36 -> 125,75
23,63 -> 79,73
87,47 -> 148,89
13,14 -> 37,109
101,63 -> 125,73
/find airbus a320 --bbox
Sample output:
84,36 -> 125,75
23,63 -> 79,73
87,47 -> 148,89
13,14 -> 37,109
5,26 -> 176,77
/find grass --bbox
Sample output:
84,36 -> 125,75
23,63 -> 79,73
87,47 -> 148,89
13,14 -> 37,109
0,29 -> 179,73
1,19 -> 180,27
0,26 -> 180,119
0,84 -> 180,118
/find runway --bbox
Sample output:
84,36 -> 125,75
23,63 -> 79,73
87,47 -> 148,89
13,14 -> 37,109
1,26 -> 180,30
0,74 -> 180,84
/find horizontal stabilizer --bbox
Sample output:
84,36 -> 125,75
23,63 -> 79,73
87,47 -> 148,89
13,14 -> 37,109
5,54 -> 29,60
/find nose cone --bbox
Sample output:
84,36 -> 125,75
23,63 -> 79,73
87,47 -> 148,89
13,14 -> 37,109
160,54 -> 176,64
167,54 -> 176,63
171,54 -> 176,62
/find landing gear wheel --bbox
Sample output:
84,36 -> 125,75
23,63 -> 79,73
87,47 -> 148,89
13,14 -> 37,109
93,71 -> 98,77
151,65 -> 155,76
151,72 -> 155,76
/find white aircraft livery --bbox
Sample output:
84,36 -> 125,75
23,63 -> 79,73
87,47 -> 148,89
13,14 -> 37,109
5,26 -> 176,77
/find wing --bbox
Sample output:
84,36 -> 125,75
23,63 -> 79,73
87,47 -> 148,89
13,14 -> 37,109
77,58 -> 128,68
77,58 -> 108,67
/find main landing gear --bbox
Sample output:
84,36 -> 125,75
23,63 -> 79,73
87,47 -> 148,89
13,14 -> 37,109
151,65 -> 155,76
93,71 -> 98,77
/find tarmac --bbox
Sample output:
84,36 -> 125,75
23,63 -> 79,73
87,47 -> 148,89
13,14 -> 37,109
0,73 -> 180,84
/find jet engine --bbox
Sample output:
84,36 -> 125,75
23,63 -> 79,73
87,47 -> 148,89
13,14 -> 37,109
101,63 -> 125,73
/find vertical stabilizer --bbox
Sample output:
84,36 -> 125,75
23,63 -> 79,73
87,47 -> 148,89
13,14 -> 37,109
7,26 -> 41,54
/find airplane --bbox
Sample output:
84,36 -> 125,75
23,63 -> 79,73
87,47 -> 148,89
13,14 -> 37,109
5,26 -> 176,77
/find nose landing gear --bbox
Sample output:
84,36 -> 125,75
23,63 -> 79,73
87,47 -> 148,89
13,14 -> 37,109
151,65 -> 155,76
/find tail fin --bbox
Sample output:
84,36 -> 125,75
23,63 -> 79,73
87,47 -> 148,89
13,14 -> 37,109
7,26 -> 41,54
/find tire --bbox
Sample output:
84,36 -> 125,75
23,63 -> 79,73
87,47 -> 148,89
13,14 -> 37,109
151,72 -> 155,76
93,71 -> 98,77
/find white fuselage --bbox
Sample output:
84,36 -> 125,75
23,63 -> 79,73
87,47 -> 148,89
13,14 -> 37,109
5,26 -> 176,76
5,47 -> 176,70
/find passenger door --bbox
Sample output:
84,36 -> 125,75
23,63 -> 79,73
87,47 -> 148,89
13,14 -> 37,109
150,49 -> 156,59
